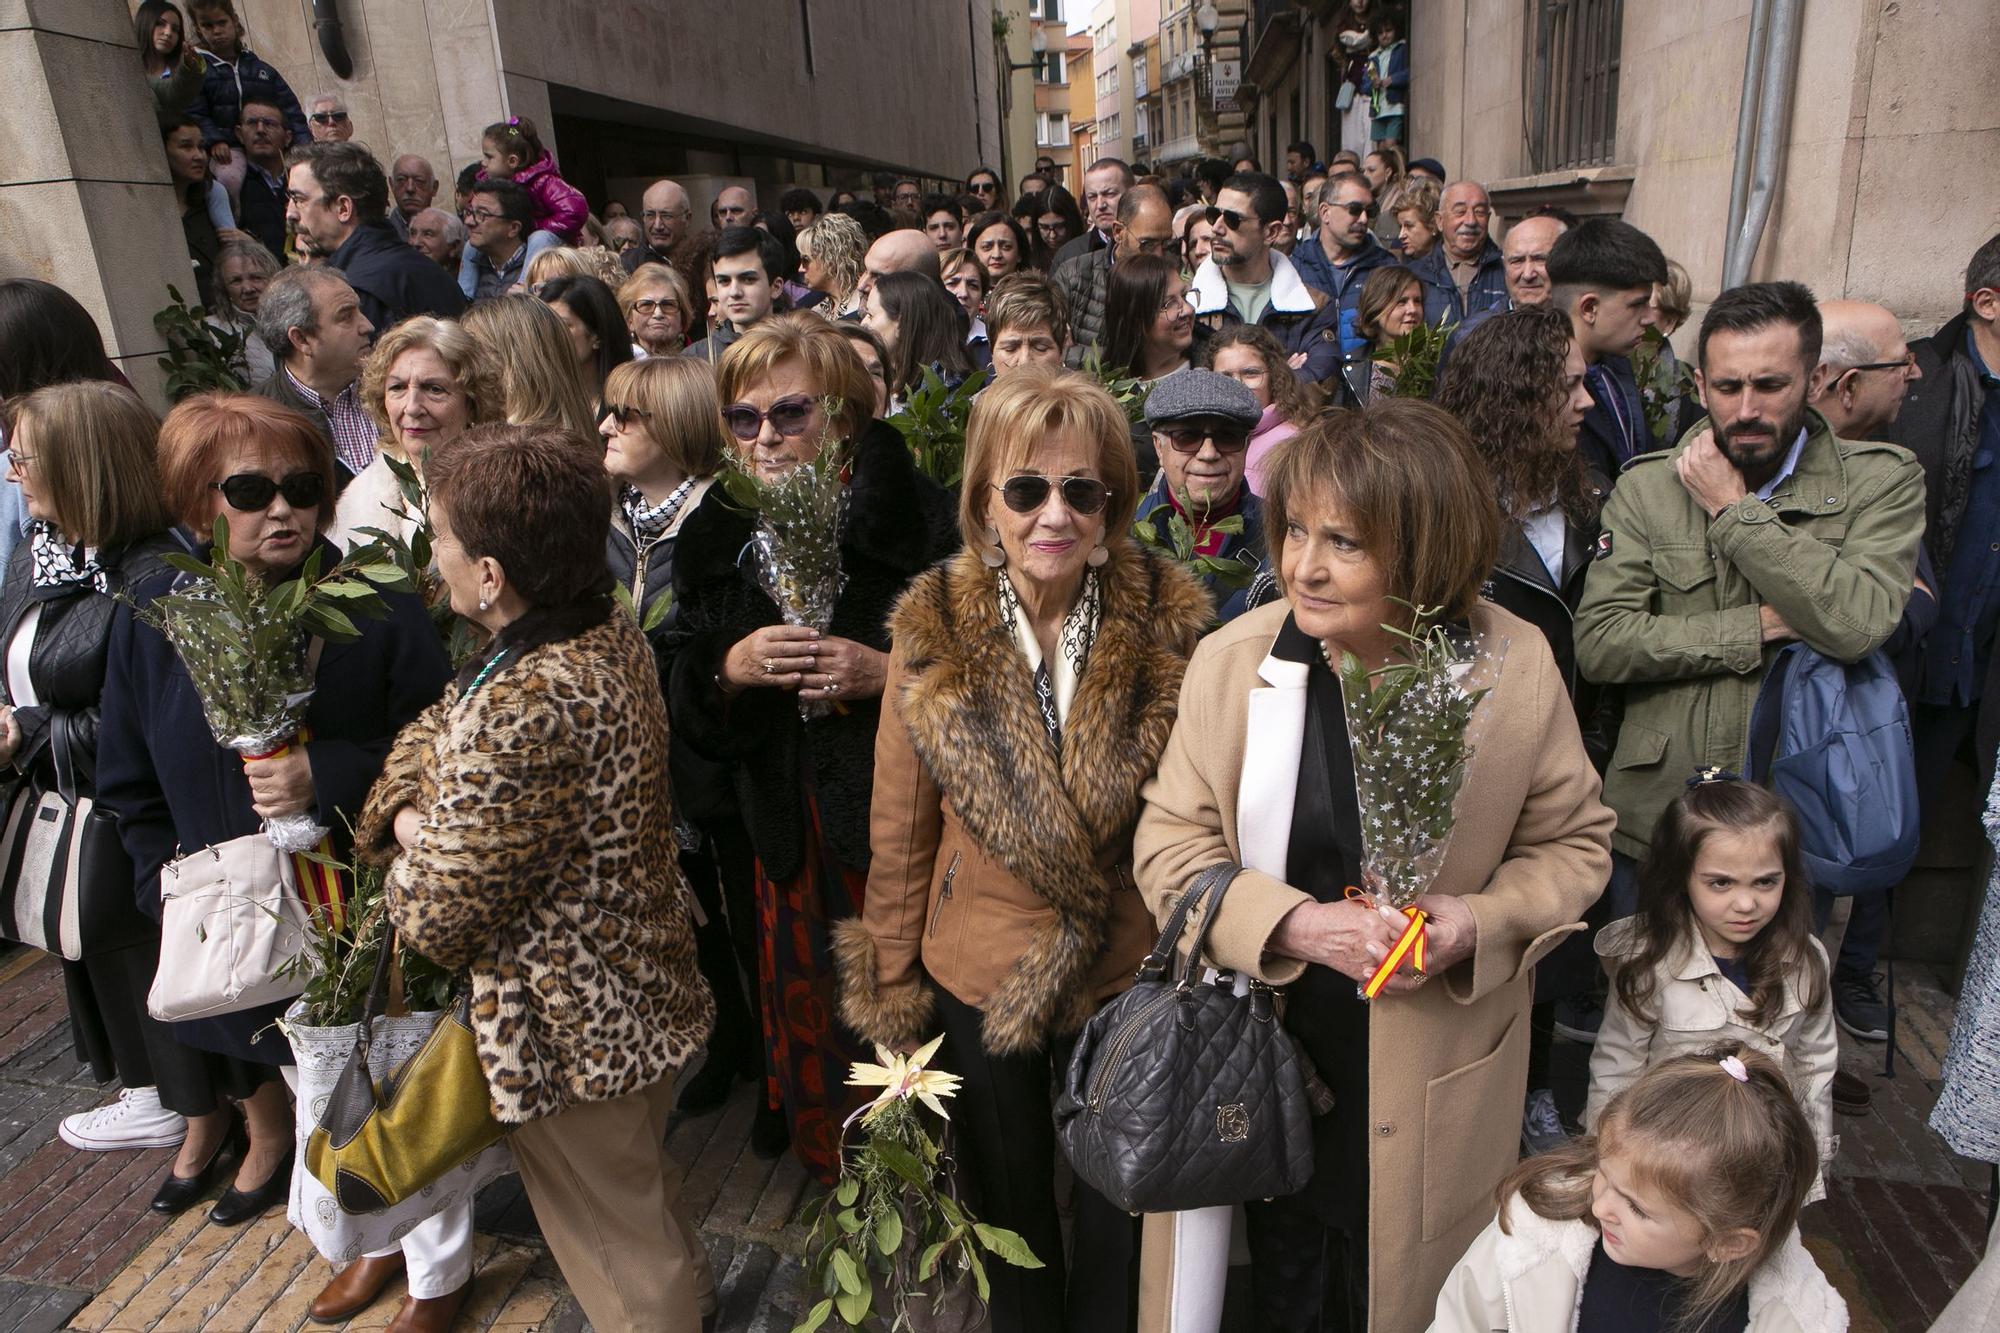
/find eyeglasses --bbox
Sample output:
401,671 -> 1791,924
463,206 -> 502,224
631,297 -> 680,315
1842,352 -> 1918,375
309,111 -> 350,125
641,209 -> 688,223
240,116 -> 283,132
210,471 -> 325,511
5,452 -> 35,472
1203,206 -> 1255,232
604,402 -> 653,428
722,394 -> 818,442
968,181 -> 999,194
994,475 -> 1112,515
1157,291 -> 1194,316
1326,200 -> 1377,219
1156,424 -> 1250,454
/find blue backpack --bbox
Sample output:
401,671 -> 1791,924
1745,644 -> 1920,895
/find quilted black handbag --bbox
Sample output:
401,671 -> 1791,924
1055,862 -> 1319,1213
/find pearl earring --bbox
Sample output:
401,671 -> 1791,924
478,597 -> 489,611
979,524 -> 1006,569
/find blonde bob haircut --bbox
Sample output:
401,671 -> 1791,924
716,312 -> 880,445
359,317 -> 501,454
958,365 -> 1139,548
1259,398 -> 1500,625
5,382 -> 172,548
461,294 -> 600,438
985,271 -> 1069,346
602,357 -> 729,480
617,261 -> 690,319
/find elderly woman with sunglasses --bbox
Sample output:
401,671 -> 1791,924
96,394 -> 448,1244
835,367 -> 1208,1332
665,313 -> 955,1180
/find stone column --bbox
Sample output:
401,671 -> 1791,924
0,0 -> 202,405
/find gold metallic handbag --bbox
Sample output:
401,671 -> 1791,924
305,928 -> 507,1212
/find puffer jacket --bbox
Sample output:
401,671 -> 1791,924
1054,245 -> 1113,364
1585,917 -> 1838,1193
1188,250 -> 1342,383
1428,1190 -> 1848,1333
1410,237 -> 1508,329
504,156 -> 588,244
189,46 -> 308,147
1573,413 -> 1925,859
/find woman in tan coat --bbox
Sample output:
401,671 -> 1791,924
1131,400 -> 1614,1333
836,367 -> 1210,1333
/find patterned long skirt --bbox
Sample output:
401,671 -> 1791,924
754,797 -> 872,1186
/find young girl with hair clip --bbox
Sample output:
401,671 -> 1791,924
479,115 -> 589,243
1586,777 -> 1839,1198
1431,1046 -> 1846,1332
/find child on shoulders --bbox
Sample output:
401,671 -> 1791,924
478,116 -> 588,244
1430,1046 -> 1846,1333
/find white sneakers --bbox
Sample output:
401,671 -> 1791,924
59,1086 -> 188,1152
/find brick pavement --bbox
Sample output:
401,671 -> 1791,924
0,938 -> 1989,1331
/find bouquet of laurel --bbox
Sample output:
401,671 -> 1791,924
345,452 -> 484,666
796,1036 -> 1041,1332
139,515 -> 414,851
1134,486 -> 1254,600
1080,345 -> 1152,423
1335,601 -> 1496,998
720,402 -> 852,719
1373,319 -> 1456,400
887,367 -> 988,486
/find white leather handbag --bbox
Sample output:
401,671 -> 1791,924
148,833 -> 313,1022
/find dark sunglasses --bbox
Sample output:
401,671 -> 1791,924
1204,206 -> 1253,232
309,111 -> 350,125
994,475 -> 1111,516
969,181 -> 999,193
1330,200 -> 1378,219
1157,424 -> 1250,454
210,471 -> 325,511
722,394 -> 817,442
604,402 -> 653,428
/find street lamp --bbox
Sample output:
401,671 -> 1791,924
1005,23 -> 1049,74
1193,1 -> 1219,104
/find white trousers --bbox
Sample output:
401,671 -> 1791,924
365,1199 -> 474,1299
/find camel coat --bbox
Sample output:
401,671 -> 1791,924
1130,599 -> 1614,1333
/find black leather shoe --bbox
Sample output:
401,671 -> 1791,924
676,1049 -> 753,1116
749,1100 -> 790,1159
149,1120 -> 245,1215
209,1148 -> 293,1227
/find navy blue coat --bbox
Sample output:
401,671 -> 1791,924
1137,474 -> 1265,623
1409,238 -> 1507,328
96,538 -> 449,1062
1288,232 -> 1397,357
329,222 -> 467,333
190,48 -> 309,148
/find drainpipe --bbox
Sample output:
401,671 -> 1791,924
1723,0 -> 1769,256
313,0 -> 353,80
1722,0 -> 1803,290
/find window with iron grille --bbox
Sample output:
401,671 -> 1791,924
1528,0 -> 1623,170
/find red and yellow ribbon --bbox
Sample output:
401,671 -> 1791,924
240,729 -> 349,932
1345,887 -> 1428,999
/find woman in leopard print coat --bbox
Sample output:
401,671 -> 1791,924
360,423 -> 716,1333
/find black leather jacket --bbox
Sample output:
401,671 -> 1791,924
0,534 -> 178,794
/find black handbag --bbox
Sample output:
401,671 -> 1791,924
1055,862 -> 1320,1214
0,713 -> 151,960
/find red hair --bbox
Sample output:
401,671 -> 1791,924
157,392 -> 337,538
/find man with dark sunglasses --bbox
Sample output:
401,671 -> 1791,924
1188,172 -> 1343,384
1135,370 -> 1266,623
1289,175 -> 1394,356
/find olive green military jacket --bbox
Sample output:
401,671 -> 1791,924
1573,412 -> 1925,859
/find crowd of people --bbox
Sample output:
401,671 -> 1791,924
1,2 -> 1997,1332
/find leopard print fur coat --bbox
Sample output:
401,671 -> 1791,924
361,610 -> 714,1124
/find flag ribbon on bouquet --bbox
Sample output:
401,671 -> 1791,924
1345,886 -> 1427,999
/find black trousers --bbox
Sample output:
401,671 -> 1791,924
1243,1191 -> 1368,1333
933,986 -> 1138,1333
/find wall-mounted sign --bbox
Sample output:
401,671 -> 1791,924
1210,58 -> 1240,111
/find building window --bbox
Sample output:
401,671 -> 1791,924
1038,111 -> 1072,147
1096,64 -> 1119,97
1029,0 -> 1062,18
1101,112 -> 1121,145
1095,19 -> 1115,52
1133,53 -> 1148,97
1037,49 -> 1067,83
1135,104 -> 1150,149
1530,0 -> 1624,169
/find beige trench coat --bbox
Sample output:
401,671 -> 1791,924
1130,600 -> 1614,1333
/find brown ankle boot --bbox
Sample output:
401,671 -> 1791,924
385,1281 -> 469,1333
308,1253 -> 406,1323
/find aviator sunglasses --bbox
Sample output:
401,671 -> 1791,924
992,475 -> 1112,515
209,472 -> 325,511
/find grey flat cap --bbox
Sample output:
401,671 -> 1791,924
1144,368 -> 1262,429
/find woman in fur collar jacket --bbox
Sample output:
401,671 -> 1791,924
836,368 -> 1210,1332
665,315 -> 956,1181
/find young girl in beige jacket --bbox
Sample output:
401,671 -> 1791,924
1429,1047 -> 1846,1333
1584,778 -> 1838,1186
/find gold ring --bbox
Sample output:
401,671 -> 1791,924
763,658 -> 776,674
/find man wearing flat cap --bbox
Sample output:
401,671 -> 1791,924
1137,369 -> 1266,623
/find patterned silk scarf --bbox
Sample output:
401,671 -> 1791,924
995,566 -> 1101,756
620,477 -> 698,543
27,521 -> 108,600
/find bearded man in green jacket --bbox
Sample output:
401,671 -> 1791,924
1575,280 -> 1926,908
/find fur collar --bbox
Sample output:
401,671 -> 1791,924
1490,1192 -> 1847,1332
888,542 -> 1208,1053
1190,248 -> 1323,318
674,419 -> 938,587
